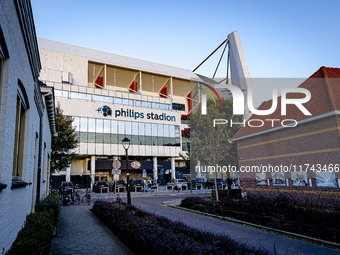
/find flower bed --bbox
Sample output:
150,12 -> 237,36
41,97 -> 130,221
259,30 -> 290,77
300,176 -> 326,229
92,200 -> 270,255
180,195 -> 340,243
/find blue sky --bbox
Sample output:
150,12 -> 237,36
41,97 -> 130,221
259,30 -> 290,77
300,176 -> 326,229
31,0 -> 340,79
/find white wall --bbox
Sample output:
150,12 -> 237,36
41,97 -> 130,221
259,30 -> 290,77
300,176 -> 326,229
0,0 -> 53,252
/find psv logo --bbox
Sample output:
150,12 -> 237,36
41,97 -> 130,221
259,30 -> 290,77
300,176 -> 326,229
131,161 -> 141,169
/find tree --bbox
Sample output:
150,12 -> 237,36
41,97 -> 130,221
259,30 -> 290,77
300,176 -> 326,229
179,142 -> 191,171
189,98 -> 242,201
51,104 -> 79,173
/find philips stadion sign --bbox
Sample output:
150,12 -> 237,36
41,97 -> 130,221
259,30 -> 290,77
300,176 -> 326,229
95,105 -> 176,122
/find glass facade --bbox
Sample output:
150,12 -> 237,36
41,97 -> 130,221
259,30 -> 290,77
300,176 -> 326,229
71,116 -> 180,147
55,90 -> 171,111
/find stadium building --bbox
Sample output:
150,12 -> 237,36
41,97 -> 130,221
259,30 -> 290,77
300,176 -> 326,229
37,38 -> 199,187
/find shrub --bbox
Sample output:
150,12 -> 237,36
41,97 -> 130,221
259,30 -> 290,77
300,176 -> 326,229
35,193 -> 61,226
93,200 -> 269,255
180,195 -> 340,243
211,189 -> 242,199
6,211 -> 54,255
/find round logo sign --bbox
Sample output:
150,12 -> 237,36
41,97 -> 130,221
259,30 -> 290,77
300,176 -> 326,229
131,161 -> 141,169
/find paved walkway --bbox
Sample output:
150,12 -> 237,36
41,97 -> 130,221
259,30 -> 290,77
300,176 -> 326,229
52,203 -> 133,255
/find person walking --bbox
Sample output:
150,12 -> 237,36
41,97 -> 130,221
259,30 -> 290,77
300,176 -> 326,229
146,179 -> 153,192
142,179 -> 145,191
173,178 -> 180,193
143,179 -> 147,192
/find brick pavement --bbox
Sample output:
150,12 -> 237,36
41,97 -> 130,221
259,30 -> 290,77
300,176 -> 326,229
52,203 -> 133,255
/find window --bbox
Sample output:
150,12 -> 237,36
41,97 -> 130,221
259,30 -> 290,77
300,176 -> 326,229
62,91 -> 69,98
12,94 -> 27,179
181,119 -> 189,125
73,117 -> 79,131
158,124 -> 164,137
80,117 -> 87,132
96,119 -> 103,133
103,96 -> 113,104
88,118 -> 95,132
116,98 -> 122,105
138,123 -> 145,136
46,155 -> 50,194
111,120 -> 117,134
154,103 -> 160,110
70,92 -> 78,100
123,99 -> 129,106
164,125 -> 169,137
172,103 -> 185,111
42,144 -> 46,181
79,132 -> 88,143
31,134 -> 39,210
70,115 -> 182,147
103,119 -> 110,133
118,121 -> 124,134
145,123 -> 152,136
125,121 -> 132,135
55,90 -> 62,98
79,93 -> 87,101
132,122 -> 138,135
94,95 -> 102,102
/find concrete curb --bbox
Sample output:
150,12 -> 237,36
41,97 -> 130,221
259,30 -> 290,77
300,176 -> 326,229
164,203 -> 340,250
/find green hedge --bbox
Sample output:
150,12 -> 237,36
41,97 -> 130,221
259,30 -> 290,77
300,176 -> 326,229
35,193 -> 61,226
6,211 -> 54,255
7,194 -> 61,255
211,189 -> 242,199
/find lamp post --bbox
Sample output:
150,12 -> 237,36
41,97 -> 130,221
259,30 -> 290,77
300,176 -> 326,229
122,137 -> 131,205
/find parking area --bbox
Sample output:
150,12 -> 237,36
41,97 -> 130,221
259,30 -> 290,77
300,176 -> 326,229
73,185 -> 211,200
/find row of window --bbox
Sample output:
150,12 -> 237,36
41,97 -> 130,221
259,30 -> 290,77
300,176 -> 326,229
77,132 -> 180,147
71,117 -> 181,138
55,90 -> 173,111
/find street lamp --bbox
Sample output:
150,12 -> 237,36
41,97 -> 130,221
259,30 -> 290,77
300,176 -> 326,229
122,137 -> 131,205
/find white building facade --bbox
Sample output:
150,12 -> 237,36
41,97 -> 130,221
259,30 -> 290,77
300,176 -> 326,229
38,38 -> 198,187
0,0 -> 56,252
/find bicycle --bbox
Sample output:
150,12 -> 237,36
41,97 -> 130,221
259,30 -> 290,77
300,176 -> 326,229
82,188 -> 91,205
75,191 -> 80,205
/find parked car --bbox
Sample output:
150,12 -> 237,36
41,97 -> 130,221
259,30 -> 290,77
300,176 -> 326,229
203,179 -> 227,189
93,181 -> 109,193
195,178 -> 205,183
216,178 -> 227,189
115,180 -> 127,191
203,179 -> 215,189
191,179 -> 203,189
59,181 -> 74,194
131,179 -> 144,191
177,179 -> 188,190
